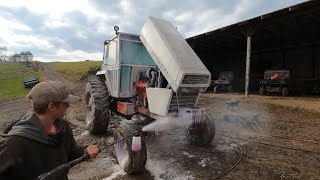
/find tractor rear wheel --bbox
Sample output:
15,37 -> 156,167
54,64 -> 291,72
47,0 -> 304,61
85,79 -> 110,135
114,122 -> 147,174
186,114 -> 215,147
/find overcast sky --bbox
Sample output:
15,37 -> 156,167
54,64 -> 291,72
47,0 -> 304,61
0,0 -> 305,62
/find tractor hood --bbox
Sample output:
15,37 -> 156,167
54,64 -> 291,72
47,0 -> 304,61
140,16 -> 211,92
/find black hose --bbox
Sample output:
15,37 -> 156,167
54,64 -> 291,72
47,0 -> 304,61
217,132 -> 320,154
212,134 -> 243,179
251,116 -> 320,145
215,126 -> 320,179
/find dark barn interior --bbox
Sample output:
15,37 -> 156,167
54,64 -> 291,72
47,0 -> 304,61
187,0 -> 320,94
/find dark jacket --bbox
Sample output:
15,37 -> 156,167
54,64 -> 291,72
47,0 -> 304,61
0,111 -> 84,180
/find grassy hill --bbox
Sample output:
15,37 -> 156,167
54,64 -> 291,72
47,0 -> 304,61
0,62 -> 40,98
49,61 -> 101,81
0,62 -> 35,79
0,61 -> 102,99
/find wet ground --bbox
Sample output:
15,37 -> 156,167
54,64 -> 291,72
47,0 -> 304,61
0,64 -> 319,179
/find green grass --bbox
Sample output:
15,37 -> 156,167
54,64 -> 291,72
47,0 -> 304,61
0,62 -> 41,98
0,61 -> 101,98
0,73 -> 39,98
49,61 -> 102,80
0,62 -> 35,79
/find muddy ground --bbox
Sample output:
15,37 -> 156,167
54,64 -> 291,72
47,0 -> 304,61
0,64 -> 319,180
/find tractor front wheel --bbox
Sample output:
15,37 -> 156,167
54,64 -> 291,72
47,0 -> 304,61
114,122 -> 147,174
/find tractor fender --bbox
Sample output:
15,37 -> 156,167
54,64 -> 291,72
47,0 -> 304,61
96,70 -> 106,76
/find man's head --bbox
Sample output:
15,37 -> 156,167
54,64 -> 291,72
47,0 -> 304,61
27,81 -> 80,119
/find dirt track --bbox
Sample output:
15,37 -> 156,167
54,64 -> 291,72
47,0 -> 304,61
0,63 -> 319,179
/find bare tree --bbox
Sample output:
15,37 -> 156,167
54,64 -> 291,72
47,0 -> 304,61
0,45 -> 7,61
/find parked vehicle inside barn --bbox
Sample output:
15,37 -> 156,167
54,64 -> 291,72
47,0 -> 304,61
212,71 -> 234,93
259,69 -> 289,96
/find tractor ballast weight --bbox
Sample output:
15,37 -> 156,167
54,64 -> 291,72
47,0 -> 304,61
85,17 -> 215,174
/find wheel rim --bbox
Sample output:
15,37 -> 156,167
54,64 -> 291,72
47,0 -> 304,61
114,131 -> 130,168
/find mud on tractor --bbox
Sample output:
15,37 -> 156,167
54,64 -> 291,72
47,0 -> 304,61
85,17 -> 215,174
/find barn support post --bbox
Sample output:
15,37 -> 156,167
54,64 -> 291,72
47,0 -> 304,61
242,27 -> 255,98
245,36 -> 251,98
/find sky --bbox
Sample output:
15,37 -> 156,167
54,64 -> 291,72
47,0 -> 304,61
0,0 -> 306,62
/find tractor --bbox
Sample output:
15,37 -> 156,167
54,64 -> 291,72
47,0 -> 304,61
84,17 -> 215,174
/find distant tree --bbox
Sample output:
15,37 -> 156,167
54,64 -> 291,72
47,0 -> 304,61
0,45 -> 7,61
32,61 -> 40,71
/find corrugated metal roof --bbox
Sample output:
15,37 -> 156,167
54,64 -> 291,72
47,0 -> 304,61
186,0 -> 320,53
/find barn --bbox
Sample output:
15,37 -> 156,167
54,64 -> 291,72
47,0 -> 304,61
187,0 -> 320,96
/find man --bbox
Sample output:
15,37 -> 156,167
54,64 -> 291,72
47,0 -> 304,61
0,80 -> 99,180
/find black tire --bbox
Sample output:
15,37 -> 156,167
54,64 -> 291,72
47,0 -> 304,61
186,114 -> 216,147
85,79 -> 110,135
114,122 -> 147,174
213,86 -> 218,93
227,85 -> 232,93
282,87 -> 289,97
259,86 -> 265,96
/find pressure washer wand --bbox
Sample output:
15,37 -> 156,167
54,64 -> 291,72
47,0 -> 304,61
37,131 -> 139,180
37,153 -> 89,180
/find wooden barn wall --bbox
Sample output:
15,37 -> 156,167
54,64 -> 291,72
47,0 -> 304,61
285,47 -> 313,79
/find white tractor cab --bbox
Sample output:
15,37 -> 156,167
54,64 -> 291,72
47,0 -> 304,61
85,17 -> 215,173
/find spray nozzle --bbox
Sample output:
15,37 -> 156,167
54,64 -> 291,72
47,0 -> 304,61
131,135 -> 142,152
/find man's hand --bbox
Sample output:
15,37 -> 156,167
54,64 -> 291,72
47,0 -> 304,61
85,145 -> 99,159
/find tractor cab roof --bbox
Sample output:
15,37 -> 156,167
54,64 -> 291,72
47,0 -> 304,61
104,32 -> 140,45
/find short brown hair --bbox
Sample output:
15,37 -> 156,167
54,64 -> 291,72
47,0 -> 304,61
32,101 -> 61,115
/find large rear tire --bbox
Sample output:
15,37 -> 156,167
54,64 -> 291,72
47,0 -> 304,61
85,79 -> 110,135
186,114 -> 216,147
114,122 -> 147,174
